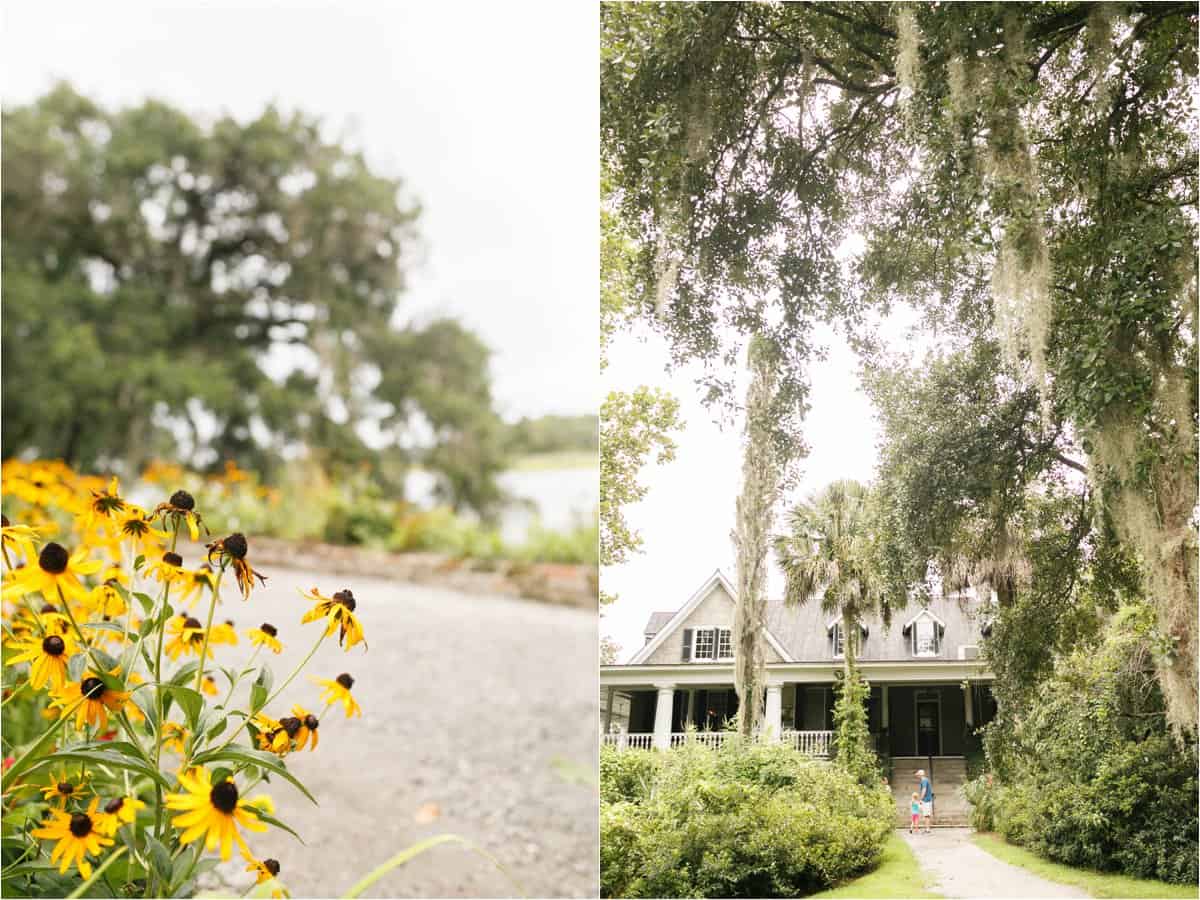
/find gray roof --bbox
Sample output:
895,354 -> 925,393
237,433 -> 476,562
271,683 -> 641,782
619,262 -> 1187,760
765,592 -> 989,662
643,611 -> 675,638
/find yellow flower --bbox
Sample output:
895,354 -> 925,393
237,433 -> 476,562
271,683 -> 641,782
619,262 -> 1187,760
176,564 -> 216,609
164,615 -> 209,660
93,795 -> 146,836
244,793 -> 275,816
299,587 -> 366,650
165,767 -> 267,861
145,551 -> 188,586
251,714 -> 293,756
212,620 -> 240,646
201,674 -> 219,696
0,514 -> 44,564
153,490 -> 206,541
247,623 -> 283,654
8,631 -> 79,690
82,476 -> 126,531
51,671 -> 131,732
206,533 -> 266,600
290,704 -> 320,751
246,858 -> 286,898
2,542 -> 103,603
161,722 -> 190,755
84,574 -> 128,620
115,505 -> 168,557
41,767 -> 90,807
313,673 -> 362,718
31,797 -> 114,878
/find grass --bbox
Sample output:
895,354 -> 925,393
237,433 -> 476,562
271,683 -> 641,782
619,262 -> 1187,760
811,832 -> 942,899
508,450 -> 596,471
972,833 -> 1199,899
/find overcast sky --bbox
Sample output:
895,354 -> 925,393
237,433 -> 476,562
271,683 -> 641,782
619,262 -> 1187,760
2,1 -> 598,422
602,308 -> 925,663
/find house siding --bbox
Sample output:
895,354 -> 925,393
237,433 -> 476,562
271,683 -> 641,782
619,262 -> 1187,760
642,582 -> 784,665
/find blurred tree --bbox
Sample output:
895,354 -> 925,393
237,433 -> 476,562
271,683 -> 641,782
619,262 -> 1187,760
2,84 -> 508,516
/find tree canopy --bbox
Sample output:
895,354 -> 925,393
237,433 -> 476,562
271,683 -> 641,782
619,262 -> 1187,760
3,84 -> 509,515
602,1 -> 1198,732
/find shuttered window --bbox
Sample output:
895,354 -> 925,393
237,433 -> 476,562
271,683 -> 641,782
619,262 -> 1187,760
716,629 -> 732,659
694,628 -> 715,659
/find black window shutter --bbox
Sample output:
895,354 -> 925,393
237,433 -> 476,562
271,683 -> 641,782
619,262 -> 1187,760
681,628 -> 693,662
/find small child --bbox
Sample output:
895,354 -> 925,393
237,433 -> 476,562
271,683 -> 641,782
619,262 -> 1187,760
909,792 -> 921,834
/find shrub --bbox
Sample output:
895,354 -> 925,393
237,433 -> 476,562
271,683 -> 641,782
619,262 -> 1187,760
967,603 -> 1199,885
600,740 -> 894,897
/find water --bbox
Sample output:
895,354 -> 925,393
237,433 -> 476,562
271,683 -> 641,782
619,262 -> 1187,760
406,467 -> 597,542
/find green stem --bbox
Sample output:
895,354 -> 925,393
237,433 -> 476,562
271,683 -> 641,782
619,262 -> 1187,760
191,565 -> 227,695
149,519 -> 183,882
66,846 -> 127,899
341,834 -> 526,899
1,697 -> 85,791
219,645 -> 262,710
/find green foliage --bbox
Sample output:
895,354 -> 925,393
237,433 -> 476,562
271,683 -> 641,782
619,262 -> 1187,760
599,744 -> 660,804
500,415 -> 597,458
2,85 -> 511,518
832,671 -> 877,787
967,604 -> 1199,885
600,740 -> 894,898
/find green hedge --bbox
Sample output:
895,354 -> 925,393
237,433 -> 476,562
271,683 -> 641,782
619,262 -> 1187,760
600,739 -> 894,898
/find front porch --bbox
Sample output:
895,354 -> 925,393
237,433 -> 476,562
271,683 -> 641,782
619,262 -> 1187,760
600,662 -> 996,758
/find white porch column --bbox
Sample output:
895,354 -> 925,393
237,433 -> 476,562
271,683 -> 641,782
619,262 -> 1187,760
604,687 -> 615,733
687,689 -> 696,727
881,685 -> 889,729
652,684 -> 675,749
764,683 -> 783,740
964,681 -> 974,727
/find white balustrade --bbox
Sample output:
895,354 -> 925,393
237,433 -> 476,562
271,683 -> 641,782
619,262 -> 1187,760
604,729 -> 833,756
782,729 -> 834,757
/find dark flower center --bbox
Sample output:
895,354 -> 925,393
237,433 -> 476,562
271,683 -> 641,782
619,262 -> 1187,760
260,623 -> 277,637
42,635 -> 66,656
124,518 -> 150,537
169,490 -> 195,511
163,552 -> 183,567
81,677 -> 106,699
104,797 -> 124,814
94,494 -> 125,514
210,779 -> 239,814
58,782 -> 74,795
184,617 -> 202,630
68,813 -> 92,838
224,619 -> 234,628
38,543 -> 69,575
1,514 -> 9,527
279,717 -> 302,738
41,603 -> 57,614
304,714 -> 319,730
333,589 -> 356,612
264,859 -> 281,877
223,533 -> 248,559
336,673 -> 355,690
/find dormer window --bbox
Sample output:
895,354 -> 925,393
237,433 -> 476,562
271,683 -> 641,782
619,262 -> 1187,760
902,609 -> 944,657
717,629 -> 732,659
831,622 -> 844,658
694,628 -> 715,660
688,626 -> 733,661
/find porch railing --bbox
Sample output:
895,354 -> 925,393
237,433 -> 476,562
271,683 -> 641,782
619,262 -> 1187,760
782,729 -> 834,757
602,730 -> 833,756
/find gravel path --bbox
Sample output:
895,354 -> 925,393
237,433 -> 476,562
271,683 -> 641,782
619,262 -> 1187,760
900,829 -> 1089,898
190,563 -> 598,898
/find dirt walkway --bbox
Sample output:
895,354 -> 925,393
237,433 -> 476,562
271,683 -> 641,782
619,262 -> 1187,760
191,563 -> 597,898
900,829 -> 1089,898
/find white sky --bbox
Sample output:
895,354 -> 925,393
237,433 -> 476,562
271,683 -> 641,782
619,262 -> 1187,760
602,309 -> 925,663
2,1 -> 598,422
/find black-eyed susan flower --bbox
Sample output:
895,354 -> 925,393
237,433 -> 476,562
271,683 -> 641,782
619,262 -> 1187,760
244,793 -> 274,816
161,722 -> 189,755
246,858 -> 286,898
201,674 -> 219,697
92,795 -> 146,836
51,671 -> 131,731
206,533 -> 266,600
313,673 -> 362,718
82,476 -> 126,530
299,588 -> 366,650
153,490 -> 206,541
2,542 -> 103,603
41,767 -> 90,807
31,797 -> 114,878
212,619 -> 239,646
116,505 -> 168,556
177,563 -> 216,609
1,514 -> 45,564
251,713 -> 295,756
8,631 -> 78,690
165,767 -> 267,861
290,704 -> 319,751
165,615 -> 208,660
85,575 -> 128,620
145,551 -> 188,586
248,623 -> 283,654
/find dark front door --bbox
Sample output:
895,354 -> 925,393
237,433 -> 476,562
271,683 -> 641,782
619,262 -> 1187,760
916,698 -> 939,755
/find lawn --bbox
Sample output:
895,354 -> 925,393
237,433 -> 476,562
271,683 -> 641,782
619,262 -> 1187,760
811,832 -> 942,899
972,833 -> 1199,899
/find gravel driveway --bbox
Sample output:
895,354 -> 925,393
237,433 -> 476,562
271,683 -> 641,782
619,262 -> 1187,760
189,562 -> 598,898
900,829 -> 1089,898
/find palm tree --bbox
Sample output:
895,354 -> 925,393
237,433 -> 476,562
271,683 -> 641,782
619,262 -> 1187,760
773,479 -> 892,677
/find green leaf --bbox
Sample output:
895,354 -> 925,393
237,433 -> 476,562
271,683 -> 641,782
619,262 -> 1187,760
191,746 -> 317,806
26,747 -> 170,790
245,806 -> 305,844
168,842 -> 201,894
340,834 -> 524,899
162,685 -> 204,731
144,834 -> 172,885
249,666 -> 273,712
66,846 -> 128,899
